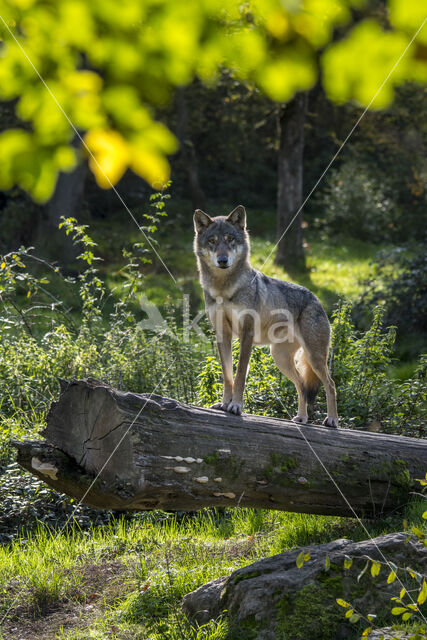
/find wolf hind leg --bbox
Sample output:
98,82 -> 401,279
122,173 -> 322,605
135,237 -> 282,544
297,304 -> 338,428
298,341 -> 338,428
270,342 -> 308,424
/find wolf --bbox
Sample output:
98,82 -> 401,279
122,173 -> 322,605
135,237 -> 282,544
194,205 -> 338,427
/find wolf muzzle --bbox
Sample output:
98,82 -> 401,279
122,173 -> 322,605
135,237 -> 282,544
216,255 -> 229,269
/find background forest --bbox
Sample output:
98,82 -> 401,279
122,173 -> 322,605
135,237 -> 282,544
0,0 -> 426,638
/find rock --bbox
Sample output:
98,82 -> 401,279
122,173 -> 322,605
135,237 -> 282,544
369,630 -> 414,640
182,532 -> 426,640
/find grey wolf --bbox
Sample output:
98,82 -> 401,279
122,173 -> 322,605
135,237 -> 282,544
194,205 -> 338,427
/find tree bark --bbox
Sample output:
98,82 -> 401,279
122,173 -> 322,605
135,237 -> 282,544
40,148 -> 88,263
13,378 -> 426,517
275,93 -> 307,273
175,88 -> 207,210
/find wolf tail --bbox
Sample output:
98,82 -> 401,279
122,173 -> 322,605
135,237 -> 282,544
296,349 -> 320,405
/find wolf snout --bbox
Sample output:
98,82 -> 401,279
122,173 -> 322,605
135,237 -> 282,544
216,255 -> 229,268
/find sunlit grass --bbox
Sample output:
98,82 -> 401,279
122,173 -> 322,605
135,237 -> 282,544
0,502 -> 424,638
250,236 -> 384,311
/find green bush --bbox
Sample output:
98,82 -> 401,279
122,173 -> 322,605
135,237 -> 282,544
356,247 -> 427,336
315,158 -> 400,241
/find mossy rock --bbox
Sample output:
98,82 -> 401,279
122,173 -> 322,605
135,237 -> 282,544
183,533 -> 427,640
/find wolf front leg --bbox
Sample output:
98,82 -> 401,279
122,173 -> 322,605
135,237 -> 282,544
211,322 -> 234,411
228,317 -> 254,415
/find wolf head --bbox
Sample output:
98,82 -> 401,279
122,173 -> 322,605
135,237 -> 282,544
193,205 -> 249,272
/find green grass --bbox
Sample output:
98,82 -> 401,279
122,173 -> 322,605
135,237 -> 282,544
0,503 -> 425,639
250,235 -> 383,311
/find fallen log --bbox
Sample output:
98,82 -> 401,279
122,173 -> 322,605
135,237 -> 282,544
13,378 -> 427,517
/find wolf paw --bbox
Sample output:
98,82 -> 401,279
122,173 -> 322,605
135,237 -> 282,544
227,401 -> 243,415
323,416 -> 338,428
210,402 -> 230,411
292,415 -> 308,424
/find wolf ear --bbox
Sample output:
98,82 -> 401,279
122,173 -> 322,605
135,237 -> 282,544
226,205 -> 246,230
194,209 -> 213,233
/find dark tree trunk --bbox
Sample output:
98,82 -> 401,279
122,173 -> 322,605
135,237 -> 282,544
176,88 -> 207,210
275,93 -> 308,273
39,152 -> 88,263
13,379 -> 426,518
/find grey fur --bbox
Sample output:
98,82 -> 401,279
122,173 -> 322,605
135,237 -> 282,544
194,206 -> 338,426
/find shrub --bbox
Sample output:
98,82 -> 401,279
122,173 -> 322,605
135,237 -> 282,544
314,158 -> 400,241
356,247 -> 427,336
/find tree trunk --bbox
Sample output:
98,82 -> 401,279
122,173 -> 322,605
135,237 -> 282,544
175,88 -> 207,210
275,93 -> 307,273
13,379 -> 426,517
40,149 -> 88,263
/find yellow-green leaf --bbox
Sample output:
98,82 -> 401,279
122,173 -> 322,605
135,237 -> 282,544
336,598 -> 350,608
391,607 -> 407,615
418,579 -> 427,605
387,570 -> 397,584
296,551 -> 305,569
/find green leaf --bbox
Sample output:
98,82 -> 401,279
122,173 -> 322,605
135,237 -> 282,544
325,555 -> 330,571
387,570 -> 397,584
402,612 -> 413,621
370,561 -> 381,577
344,555 -> 353,570
296,551 -> 305,569
357,559 -> 370,582
418,579 -> 427,605
391,607 -> 407,615
345,609 -> 354,618
349,613 -> 360,623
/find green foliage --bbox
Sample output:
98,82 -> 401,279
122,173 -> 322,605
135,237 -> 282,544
197,356 -> 223,407
357,248 -> 427,336
331,303 -> 426,435
314,158 -> 401,241
0,0 -> 425,200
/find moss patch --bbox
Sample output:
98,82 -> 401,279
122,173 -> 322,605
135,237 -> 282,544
275,575 -> 353,640
265,453 -> 300,486
203,451 -> 244,480
232,570 -> 262,585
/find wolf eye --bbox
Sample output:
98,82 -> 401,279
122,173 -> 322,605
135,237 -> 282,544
208,237 -> 216,245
